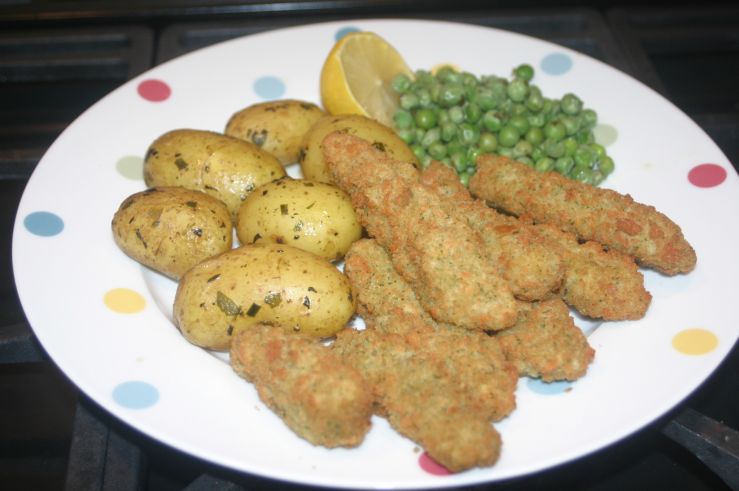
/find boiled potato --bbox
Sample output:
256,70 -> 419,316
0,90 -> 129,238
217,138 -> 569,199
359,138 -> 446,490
143,129 -> 285,220
298,114 -> 418,183
225,99 -> 325,165
236,177 -> 362,261
174,243 -> 355,350
112,187 -> 233,280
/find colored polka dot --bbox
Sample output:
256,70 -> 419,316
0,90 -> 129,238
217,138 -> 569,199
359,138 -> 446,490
541,53 -> 573,76
593,124 -> 618,147
113,381 -> 159,409
137,79 -> 171,102
672,328 -> 718,355
116,155 -> 144,180
419,452 -> 450,475
24,211 -> 64,237
527,378 -> 572,395
688,163 -> 727,188
335,26 -> 360,41
253,76 -> 286,100
104,288 -> 146,314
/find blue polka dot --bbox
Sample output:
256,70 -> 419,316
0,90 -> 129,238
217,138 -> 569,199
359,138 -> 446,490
113,381 -> 159,409
541,53 -> 573,76
253,76 -> 285,100
335,26 -> 360,41
527,378 -> 572,395
24,211 -> 64,237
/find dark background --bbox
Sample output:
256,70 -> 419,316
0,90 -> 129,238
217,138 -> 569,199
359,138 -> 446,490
1,1 -> 738,490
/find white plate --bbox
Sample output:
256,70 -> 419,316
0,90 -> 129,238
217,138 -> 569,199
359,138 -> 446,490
12,18 -> 739,489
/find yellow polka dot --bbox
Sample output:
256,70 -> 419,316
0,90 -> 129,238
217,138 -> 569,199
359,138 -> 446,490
104,288 -> 146,314
672,328 -> 718,355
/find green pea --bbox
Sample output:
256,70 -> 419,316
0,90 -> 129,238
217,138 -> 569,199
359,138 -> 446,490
462,72 -> 478,87
507,79 -> 528,102
394,110 -> 413,129
482,111 -> 503,132
509,115 -> 530,135
544,120 -> 566,142
531,146 -> 545,162
497,147 -> 514,158
397,128 -> 415,145
561,93 -> 583,115
525,127 -> 544,146
411,144 -> 425,161
465,103 -> 482,124
526,92 -> 544,112
580,109 -> 598,129
528,112 -> 546,128
449,106 -> 465,124
570,166 -> 593,183
514,63 -> 535,82
466,146 -> 482,165
499,125 -> 520,147
441,122 -> 458,142
474,87 -> 497,110
420,154 -> 433,169
517,156 -> 534,166
574,145 -> 595,167
392,73 -> 412,93
459,123 -> 480,145
563,137 -> 578,156
439,84 -> 464,107
400,93 -> 419,110
591,143 -> 606,161
452,153 -> 468,173
417,88 -> 432,108
514,140 -> 533,157
561,115 -> 580,136
479,132 -> 498,153
554,156 -> 574,175
599,156 -> 615,176
421,127 -> 441,148
415,108 -> 437,130
428,141 -> 448,160
543,138 -> 566,158
535,157 -> 554,172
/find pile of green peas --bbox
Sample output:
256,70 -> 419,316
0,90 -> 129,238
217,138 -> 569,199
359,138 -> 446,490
391,64 -> 614,186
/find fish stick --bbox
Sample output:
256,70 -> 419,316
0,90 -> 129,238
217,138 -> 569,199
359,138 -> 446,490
344,238 -> 592,382
420,162 -> 565,301
323,132 -> 518,331
230,324 -> 373,448
469,155 -> 697,275
420,161 -> 651,319
333,328 -> 502,472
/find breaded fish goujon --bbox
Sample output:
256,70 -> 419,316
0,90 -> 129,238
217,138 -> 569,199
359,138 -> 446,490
322,131 -> 518,331
469,155 -> 696,275
230,325 -> 373,448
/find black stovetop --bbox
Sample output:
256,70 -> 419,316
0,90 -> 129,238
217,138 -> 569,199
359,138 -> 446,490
1,2 -> 738,490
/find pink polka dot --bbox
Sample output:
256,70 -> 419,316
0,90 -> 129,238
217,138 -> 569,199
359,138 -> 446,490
688,163 -> 727,188
418,452 -> 451,475
137,79 -> 171,102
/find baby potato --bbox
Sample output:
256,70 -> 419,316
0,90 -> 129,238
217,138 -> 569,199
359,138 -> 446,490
237,177 -> 362,262
225,99 -> 325,165
298,114 -> 418,184
143,129 -> 285,220
174,243 -> 355,350
112,187 -> 233,280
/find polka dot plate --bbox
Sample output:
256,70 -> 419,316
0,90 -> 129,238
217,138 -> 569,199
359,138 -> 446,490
11,19 -> 739,489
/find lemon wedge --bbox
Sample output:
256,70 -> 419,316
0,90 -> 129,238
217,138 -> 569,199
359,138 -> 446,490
320,31 -> 412,127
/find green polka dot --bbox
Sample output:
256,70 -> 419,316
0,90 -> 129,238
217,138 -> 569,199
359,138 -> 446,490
593,124 -> 618,147
116,156 -> 144,180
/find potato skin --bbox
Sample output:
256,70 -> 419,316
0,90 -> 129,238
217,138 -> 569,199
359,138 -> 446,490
236,177 -> 362,261
298,114 -> 418,184
112,187 -> 233,280
225,99 -> 325,165
173,243 -> 355,350
143,129 -> 285,220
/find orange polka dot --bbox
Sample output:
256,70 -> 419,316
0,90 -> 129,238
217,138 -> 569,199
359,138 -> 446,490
104,288 -> 146,314
672,328 -> 718,355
